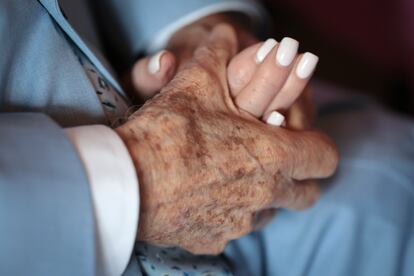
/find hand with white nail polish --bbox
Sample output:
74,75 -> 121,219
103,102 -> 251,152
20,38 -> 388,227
124,25 -> 323,237
227,37 -> 319,129
128,34 -> 318,129
117,25 -> 338,254
125,12 -> 259,103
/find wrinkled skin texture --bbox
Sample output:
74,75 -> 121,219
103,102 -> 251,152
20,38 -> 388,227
166,14 -> 315,131
116,25 -> 338,255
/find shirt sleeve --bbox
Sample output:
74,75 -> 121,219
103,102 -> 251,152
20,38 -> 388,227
64,125 -> 139,276
94,0 -> 265,62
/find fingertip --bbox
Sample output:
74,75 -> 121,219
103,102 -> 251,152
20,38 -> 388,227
131,50 -> 176,98
147,50 -> 165,74
296,52 -> 319,79
158,51 -> 177,84
264,111 -> 286,127
148,50 -> 176,77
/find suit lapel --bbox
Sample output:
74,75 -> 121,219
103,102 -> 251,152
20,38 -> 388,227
38,0 -> 124,95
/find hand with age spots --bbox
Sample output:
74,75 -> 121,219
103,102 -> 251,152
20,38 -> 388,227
116,24 -> 338,254
128,14 -> 317,131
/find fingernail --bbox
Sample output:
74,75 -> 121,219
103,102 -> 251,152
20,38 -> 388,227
255,38 -> 277,64
265,111 -> 285,126
296,52 -> 319,79
148,50 -> 165,74
276,37 -> 299,67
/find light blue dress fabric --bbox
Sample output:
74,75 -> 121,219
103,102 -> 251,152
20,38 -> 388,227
226,102 -> 414,276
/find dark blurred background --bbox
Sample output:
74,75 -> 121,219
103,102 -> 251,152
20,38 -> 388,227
263,0 -> 414,115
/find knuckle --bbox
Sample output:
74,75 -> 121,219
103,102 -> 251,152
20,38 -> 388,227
289,181 -> 321,210
319,134 -> 340,177
169,66 -> 207,90
267,173 -> 290,207
327,143 -> 340,175
253,209 -> 277,230
258,181 -> 278,207
301,185 -> 321,209
174,63 -> 219,97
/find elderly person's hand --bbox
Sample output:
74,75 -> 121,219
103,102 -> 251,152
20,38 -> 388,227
116,24 -> 338,254
125,12 -> 256,101
128,13 -> 315,130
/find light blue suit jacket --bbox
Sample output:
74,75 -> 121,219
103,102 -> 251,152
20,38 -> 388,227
0,0 -> 249,275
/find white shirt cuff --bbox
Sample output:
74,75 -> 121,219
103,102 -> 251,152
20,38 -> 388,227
146,1 -> 264,53
64,125 -> 139,276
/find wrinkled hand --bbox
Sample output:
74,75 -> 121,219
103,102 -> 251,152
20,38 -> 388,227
127,14 -> 315,131
125,13 -> 257,101
116,24 -> 338,254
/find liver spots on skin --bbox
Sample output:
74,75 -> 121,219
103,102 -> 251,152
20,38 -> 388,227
234,168 -> 246,179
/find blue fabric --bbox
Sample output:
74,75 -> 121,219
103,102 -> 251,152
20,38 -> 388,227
0,113 -> 96,275
95,0 -> 261,61
1,0 -> 254,274
0,0 -> 112,274
0,1 -> 104,274
226,105 -> 414,276
134,242 -> 232,276
1,0 -> 413,275
38,0 -> 124,93
0,0 -> 107,127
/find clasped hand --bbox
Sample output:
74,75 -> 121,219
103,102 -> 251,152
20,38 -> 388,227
116,25 -> 338,254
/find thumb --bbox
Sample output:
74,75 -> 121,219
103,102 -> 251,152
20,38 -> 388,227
130,50 -> 176,100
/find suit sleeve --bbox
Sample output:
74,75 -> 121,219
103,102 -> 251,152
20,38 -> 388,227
0,113 -> 96,276
93,0 -> 264,62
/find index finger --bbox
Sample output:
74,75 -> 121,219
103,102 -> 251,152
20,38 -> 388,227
267,129 -> 339,180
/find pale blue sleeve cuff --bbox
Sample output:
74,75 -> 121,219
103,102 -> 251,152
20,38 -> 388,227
98,0 -> 265,61
144,1 -> 265,53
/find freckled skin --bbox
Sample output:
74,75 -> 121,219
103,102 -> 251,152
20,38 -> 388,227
115,24 -> 338,255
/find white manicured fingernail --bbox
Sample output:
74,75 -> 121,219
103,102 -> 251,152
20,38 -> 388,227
148,50 -> 165,74
265,111 -> 285,126
296,52 -> 319,79
255,38 -> 277,64
276,37 -> 299,67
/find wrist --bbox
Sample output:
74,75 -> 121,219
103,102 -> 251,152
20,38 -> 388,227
114,122 -> 150,188
115,103 -> 195,242
115,117 -> 160,212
